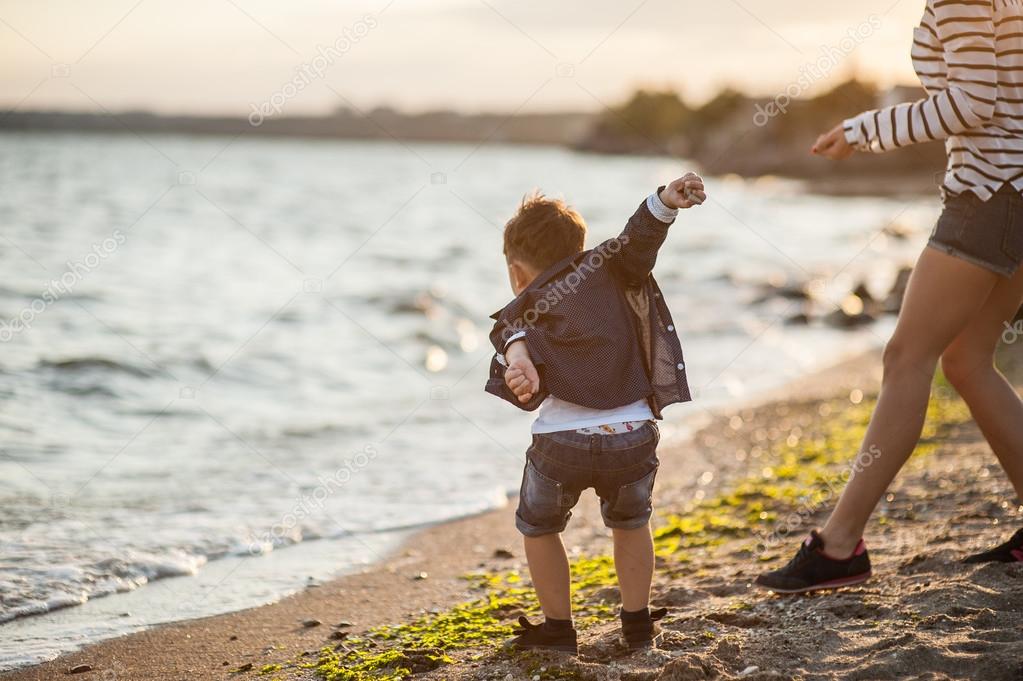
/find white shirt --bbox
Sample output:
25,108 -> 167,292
530,397 -> 654,434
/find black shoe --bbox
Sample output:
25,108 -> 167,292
755,530 -> 872,594
963,527 -> 1023,564
505,616 -> 578,654
620,607 -> 667,650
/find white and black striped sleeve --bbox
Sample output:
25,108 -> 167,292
843,0 -> 997,153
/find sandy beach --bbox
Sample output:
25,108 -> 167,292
4,345 -> 1021,681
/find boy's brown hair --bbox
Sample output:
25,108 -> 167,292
503,192 -> 587,272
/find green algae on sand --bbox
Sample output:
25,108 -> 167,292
311,383 -> 971,680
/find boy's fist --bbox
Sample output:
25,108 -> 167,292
505,360 -> 540,403
660,172 -> 706,209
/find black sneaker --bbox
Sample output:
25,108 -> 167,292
620,607 -> 667,649
505,616 -> 578,654
755,530 -> 872,594
963,527 -> 1023,564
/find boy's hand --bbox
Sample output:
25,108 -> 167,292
504,340 -> 540,403
660,172 -> 706,210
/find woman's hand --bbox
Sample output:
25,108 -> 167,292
812,123 -> 855,161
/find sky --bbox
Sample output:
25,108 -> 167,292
0,0 -> 926,117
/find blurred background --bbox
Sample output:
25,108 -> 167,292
1,0 -> 949,669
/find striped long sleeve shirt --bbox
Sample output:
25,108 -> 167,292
843,0 -> 1023,200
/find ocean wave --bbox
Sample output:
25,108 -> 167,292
0,549 -> 207,625
38,357 -> 155,379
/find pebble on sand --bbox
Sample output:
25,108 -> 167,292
301,619 -> 322,628
68,664 -> 93,674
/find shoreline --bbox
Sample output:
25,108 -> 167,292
0,349 -> 889,680
0,335 -> 892,673
6,346 -> 1021,680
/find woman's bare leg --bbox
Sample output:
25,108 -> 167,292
940,266 -> 1023,500
819,248 -> 999,557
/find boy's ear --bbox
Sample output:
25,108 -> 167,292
507,259 -> 533,294
508,260 -> 523,286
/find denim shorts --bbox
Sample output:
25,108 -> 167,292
515,422 -> 659,537
928,185 -> 1023,278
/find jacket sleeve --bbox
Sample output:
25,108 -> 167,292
843,2 -> 997,152
602,191 -> 676,288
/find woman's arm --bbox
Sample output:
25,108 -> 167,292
844,0 -> 997,153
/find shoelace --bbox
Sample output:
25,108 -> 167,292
784,540 -> 816,571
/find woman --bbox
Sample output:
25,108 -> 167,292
757,0 -> 1023,593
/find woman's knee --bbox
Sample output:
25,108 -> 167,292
940,346 -> 994,390
882,338 -> 936,378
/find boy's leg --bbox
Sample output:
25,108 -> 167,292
612,523 -> 654,612
819,249 -> 999,557
523,533 -> 572,620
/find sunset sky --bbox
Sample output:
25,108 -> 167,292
1,0 -> 924,116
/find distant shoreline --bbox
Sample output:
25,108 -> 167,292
0,114 -> 943,199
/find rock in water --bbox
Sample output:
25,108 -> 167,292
884,267 -> 913,314
826,292 -> 877,329
754,279 -> 812,303
786,312 -> 811,326
882,221 -> 913,240
852,282 -> 875,304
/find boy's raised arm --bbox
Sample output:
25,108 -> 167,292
606,172 -> 705,287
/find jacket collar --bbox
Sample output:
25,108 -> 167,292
489,252 -> 582,320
